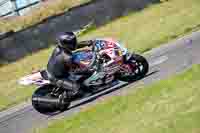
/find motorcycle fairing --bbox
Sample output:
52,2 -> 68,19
83,71 -> 114,86
71,39 -> 126,86
72,38 -> 127,67
72,50 -> 93,67
95,38 -> 128,55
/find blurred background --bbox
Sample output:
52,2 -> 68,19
0,0 -> 40,17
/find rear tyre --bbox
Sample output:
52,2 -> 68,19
32,85 -> 71,114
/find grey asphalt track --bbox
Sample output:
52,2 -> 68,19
1,31 -> 200,133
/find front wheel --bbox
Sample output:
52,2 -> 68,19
119,54 -> 149,82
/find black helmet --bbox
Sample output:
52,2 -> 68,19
57,32 -> 77,51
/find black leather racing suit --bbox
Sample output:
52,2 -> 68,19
46,40 -> 94,94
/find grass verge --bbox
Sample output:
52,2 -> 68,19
0,0 -> 90,32
0,0 -> 200,111
35,64 -> 200,133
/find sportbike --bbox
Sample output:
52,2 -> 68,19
19,38 -> 149,113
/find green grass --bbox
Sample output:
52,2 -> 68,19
0,48 -> 52,110
35,65 -> 200,133
81,0 -> 200,53
0,0 -> 90,32
1,0 -> 200,111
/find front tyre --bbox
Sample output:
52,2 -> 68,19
119,54 -> 149,81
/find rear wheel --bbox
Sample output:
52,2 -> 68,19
119,54 -> 149,82
32,85 -> 71,114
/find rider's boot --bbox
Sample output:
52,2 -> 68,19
63,80 -> 80,97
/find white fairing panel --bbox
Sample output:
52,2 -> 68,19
18,72 -> 50,86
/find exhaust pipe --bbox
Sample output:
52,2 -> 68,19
32,85 -> 70,113
32,95 -> 61,112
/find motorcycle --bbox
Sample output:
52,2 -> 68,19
18,38 -> 149,113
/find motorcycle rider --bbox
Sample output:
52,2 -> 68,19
46,32 -> 95,98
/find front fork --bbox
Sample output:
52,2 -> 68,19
120,53 -> 137,74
